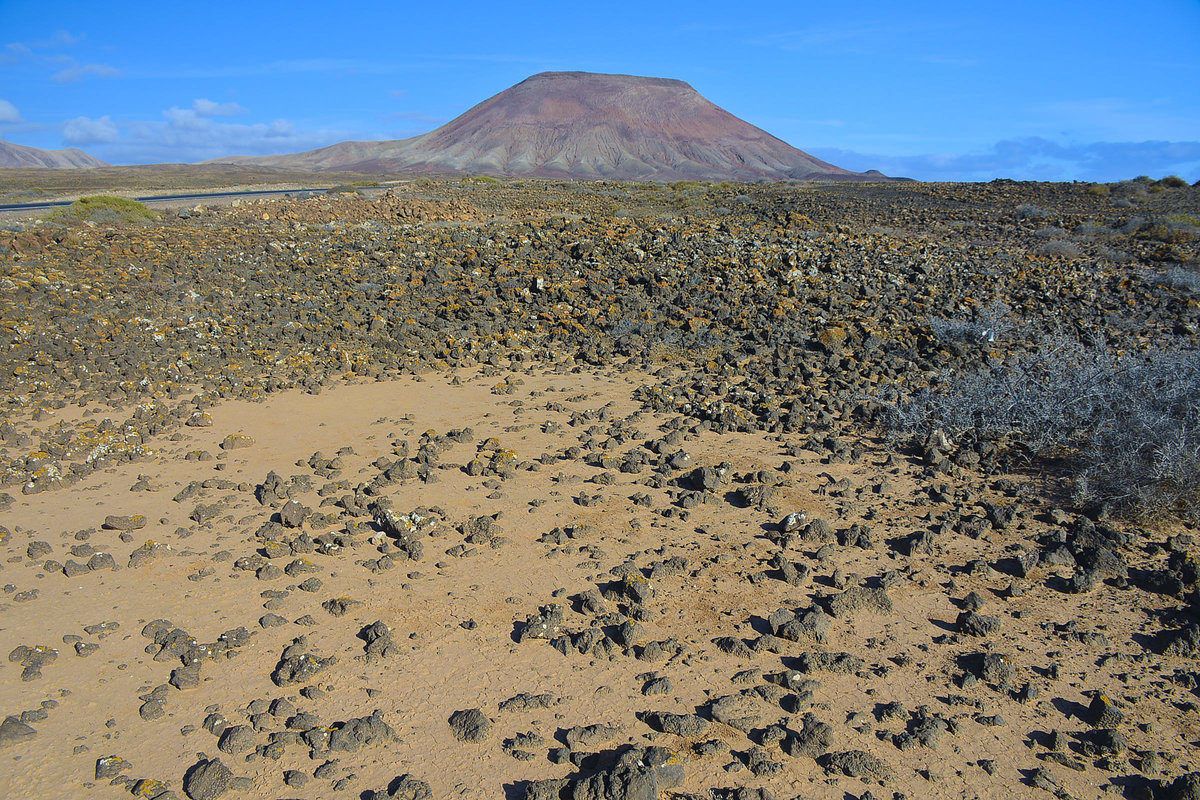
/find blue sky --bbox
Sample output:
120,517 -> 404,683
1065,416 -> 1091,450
1,0 -> 1198,181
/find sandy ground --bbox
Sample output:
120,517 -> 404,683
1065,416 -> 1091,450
1,366 -> 1197,800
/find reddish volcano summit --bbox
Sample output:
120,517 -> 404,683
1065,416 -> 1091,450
214,71 -> 888,182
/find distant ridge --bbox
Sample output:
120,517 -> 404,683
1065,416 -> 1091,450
211,71 -> 891,182
0,140 -> 108,168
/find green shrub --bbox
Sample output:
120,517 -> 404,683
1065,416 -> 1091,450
50,195 -> 156,225
1159,175 -> 1188,189
461,175 -> 499,185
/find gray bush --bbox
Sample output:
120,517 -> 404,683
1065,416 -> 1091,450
1035,240 -> 1081,258
1146,266 -> 1200,295
885,337 -> 1200,522
928,301 -> 1012,345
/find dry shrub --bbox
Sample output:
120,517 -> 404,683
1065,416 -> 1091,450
885,336 -> 1200,523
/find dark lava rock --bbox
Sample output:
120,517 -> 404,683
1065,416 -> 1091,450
321,597 -> 363,617
329,711 -> 397,752
642,711 -> 708,737
1088,692 -> 1124,728
1162,623 -> 1200,658
974,652 -> 1017,687
183,757 -> 233,800
613,620 -> 645,649
217,725 -> 257,755
279,500 -> 310,528
770,553 -> 810,586
817,749 -> 892,781
26,541 -> 52,560
95,755 -> 131,779
499,692 -> 558,712
795,651 -> 863,674
642,676 -> 672,695
448,708 -> 490,742
957,611 -> 1001,637
366,774 -> 433,800
271,638 -> 334,686
360,621 -> 399,658
1077,728 -> 1126,756
103,514 -> 147,531
769,606 -> 831,644
520,604 -> 565,641
566,745 -> 684,800
170,664 -> 201,690
708,694 -> 760,732
824,586 -> 893,618
1160,772 -> 1200,800
565,722 -> 622,749
0,715 -> 36,747
782,713 -> 832,758
8,644 -> 58,681
138,699 -> 165,720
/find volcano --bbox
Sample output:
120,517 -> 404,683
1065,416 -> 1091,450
213,72 -> 888,182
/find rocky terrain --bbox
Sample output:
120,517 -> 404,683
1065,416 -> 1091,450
213,72 -> 889,182
0,175 -> 1199,800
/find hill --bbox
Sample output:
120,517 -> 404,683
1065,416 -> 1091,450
211,71 -> 890,181
0,140 -> 108,169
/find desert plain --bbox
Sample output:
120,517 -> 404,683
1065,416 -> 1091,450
0,173 -> 1199,800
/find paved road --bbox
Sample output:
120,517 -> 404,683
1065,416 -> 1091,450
0,187 -> 335,213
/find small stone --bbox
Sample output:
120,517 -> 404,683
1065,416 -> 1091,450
95,754 -> 131,778
139,699 -> 165,721
957,611 -> 1001,637
183,757 -> 233,800
0,715 -> 37,747
1088,692 -> 1124,728
218,725 -> 256,754
170,665 -> 201,690
103,515 -> 147,531
448,708 -> 490,742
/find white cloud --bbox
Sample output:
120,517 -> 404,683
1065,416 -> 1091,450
162,107 -> 208,131
0,99 -> 22,124
192,98 -> 246,117
51,62 -> 120,83
1,29 -> 83,63
810,137 -> 1200,182
63,115 -> 119,144
70,105 -> 353,164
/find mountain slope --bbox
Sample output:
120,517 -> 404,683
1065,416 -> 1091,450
212,72 -> 888,182
0,140 -> 108,168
